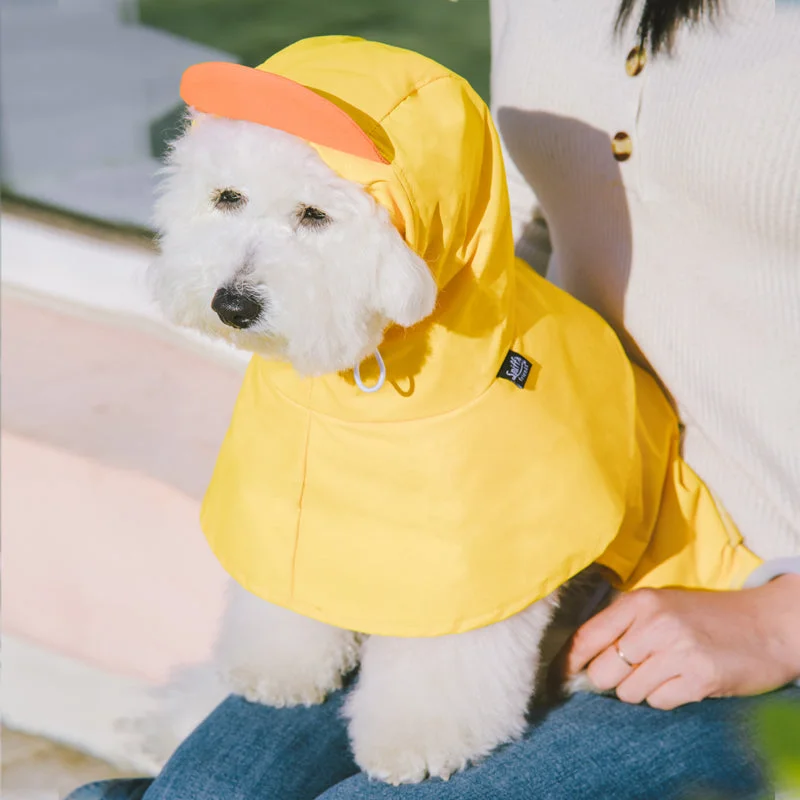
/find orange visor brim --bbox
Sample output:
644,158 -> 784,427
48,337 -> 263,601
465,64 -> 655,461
180,62 -> 388,165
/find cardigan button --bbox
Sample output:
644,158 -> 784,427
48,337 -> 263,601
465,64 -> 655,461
625,45 -> 647,77
611,132 -> 633,161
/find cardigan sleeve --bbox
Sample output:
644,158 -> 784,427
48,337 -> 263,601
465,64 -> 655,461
744,557 -> 800,688
743,557 -> 800,589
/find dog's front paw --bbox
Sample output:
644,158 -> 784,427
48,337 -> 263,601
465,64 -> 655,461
341,603 -> 554,784
347,721 -> 474,785
344,676 -> 520,784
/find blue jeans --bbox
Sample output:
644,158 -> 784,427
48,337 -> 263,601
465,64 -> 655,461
66,687 -> 798,800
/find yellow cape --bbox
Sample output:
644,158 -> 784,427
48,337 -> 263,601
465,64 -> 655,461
198,37 -> 760,636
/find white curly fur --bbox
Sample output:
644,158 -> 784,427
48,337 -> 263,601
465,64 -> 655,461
148,115 -> 567,784
343,596 -> 558,784
215,582 -> 362,708
150,113 -> 436,376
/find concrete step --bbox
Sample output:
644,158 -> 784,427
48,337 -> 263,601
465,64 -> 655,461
2,726 -> 137,800
0,4 -> 235,225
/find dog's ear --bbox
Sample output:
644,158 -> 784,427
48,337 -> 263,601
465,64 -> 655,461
376,231 -> 437,328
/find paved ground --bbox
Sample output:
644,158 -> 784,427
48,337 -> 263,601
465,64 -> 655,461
2,727 -> 139,800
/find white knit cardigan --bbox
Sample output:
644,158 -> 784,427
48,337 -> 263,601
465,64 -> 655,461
490,0 -> 800,582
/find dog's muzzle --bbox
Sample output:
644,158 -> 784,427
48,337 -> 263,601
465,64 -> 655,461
211,286 -> 264,329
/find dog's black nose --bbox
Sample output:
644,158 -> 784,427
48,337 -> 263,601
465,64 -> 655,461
211,287 -> 263,329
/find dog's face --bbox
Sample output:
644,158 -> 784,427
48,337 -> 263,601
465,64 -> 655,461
150,114 -> 437,376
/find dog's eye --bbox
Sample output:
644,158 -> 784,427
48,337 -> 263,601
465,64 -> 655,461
297,205 -> 330,229
213,189 -> 247,211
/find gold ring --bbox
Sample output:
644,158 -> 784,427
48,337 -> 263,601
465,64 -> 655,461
615,642 -> 636,668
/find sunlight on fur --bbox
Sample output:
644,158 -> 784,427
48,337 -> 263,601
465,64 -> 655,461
150,113 -> 436,377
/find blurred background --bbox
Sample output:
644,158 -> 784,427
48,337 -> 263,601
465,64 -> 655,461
1,1 -> 489,797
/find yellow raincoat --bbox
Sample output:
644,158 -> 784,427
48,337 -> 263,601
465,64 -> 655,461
191,37 -> 760,637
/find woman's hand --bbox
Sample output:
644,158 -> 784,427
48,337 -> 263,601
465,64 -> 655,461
566,574 -> 800,710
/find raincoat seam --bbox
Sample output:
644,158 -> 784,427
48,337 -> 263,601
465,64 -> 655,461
369,76 -> 458,267
288,398 -> 315,600
371,73 -> 456,133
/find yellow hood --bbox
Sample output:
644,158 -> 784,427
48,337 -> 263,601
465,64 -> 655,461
198,37 -> 759,636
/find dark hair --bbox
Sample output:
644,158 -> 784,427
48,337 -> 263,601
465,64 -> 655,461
616,0 -> 720,54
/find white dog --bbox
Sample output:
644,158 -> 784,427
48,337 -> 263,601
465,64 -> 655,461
148,38 -> 740,786
151,111 -> 566,784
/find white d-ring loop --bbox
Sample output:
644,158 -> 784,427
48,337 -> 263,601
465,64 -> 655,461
354,350 -> 386,393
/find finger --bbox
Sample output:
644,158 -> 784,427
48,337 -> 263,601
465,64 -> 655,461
585,643 -> 636,692
645,676 -> 705,710
615,655 -> 681,706
567,594 -> 639,675
584,633 -> 652,692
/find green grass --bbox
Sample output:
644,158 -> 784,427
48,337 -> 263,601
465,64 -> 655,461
139,0 -> 491,101
756,699 -> 800,793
